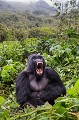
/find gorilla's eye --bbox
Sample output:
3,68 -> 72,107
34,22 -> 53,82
36,62 -> 43,75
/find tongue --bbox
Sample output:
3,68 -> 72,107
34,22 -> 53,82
36,69 -> 43,75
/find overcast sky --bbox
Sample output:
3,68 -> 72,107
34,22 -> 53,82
4,0 -> 52,5
2,0 -> 70,6
3,0 -> 79,7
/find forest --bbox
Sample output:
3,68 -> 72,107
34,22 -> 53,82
0,0 -> 79,119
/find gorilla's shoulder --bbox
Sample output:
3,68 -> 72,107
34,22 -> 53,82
45,67 -> 60,80
45,67 -> 58,74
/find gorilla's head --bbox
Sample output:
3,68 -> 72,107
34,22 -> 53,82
26,54 -> 46,77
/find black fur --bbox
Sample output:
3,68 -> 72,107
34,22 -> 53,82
16,54 -> 66,107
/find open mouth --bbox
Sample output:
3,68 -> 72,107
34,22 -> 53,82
36,62 -> 43,75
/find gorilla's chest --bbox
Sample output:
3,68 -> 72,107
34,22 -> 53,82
30,76 -> 49,91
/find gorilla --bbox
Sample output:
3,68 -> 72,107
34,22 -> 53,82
16,54 -> 66,108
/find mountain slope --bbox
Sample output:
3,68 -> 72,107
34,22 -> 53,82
0,0 -> 14,11
0,0 -> 57,14
26,0 -> 57,14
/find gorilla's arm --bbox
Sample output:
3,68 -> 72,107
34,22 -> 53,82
40,67 -> 66,102
16,71 -> 44,107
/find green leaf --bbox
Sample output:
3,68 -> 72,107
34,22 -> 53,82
0,96 -> 5,106
67,87 -> 77,97
74,80 -> 79,93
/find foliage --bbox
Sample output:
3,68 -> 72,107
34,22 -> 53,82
28,27 -> 55,38
0,95 -> 79,120
0,41 -> 24,66
10,28 -> 28,41
0,37 -> 79,119
0,11 -> 54,29
0,24 -> 7,42
42,38 -> 79,85
67,80 -> 79,98
24,37 -> 39,55
1,61 -> 24,82
0,24 -> 28,42
37,38 -> 51,54
63,28 -> 79,38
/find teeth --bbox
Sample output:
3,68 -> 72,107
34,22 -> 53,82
37,62 -> 43,65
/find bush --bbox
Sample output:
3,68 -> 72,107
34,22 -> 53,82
0,41 -> 24,66
28,27 -> 55,38
43,39 -> 79,84
0,32 -> 79,120
63,28 -> 79,38
0,24 -> 7,42
24,37 -> 39,55
1,61 -> 24,82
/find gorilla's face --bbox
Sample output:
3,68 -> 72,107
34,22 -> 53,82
28,54 -> 46,76
35,58 -> 43,75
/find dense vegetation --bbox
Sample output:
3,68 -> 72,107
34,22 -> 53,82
0,0 -> 79,119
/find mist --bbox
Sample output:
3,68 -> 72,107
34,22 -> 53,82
1,0 -> 53,6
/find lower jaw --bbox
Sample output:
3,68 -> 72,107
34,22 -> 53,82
36,73 -> 43,79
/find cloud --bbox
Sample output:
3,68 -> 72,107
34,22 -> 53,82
3,0 -> 38,3
2,0 -> 53,6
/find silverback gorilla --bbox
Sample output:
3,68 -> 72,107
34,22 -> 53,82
16,54 -> 66,108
